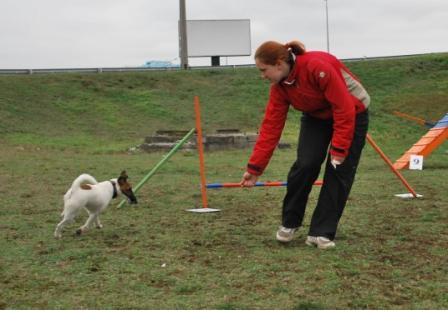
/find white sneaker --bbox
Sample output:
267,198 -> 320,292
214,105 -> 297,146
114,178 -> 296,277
276,226 -> 297,243
305,236 -> 336,249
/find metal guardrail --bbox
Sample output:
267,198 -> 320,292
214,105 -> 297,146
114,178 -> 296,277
0,64 -> 259,75
0,66 -> 182,75
341,52 -> 439,62
0,53 -> 444,75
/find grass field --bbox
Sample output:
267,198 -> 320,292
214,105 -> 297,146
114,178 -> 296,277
0,54 -> 447,309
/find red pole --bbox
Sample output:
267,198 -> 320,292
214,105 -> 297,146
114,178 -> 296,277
194,96 -> 209,208
366,133 -> 418,198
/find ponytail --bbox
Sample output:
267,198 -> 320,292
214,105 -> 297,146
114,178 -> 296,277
284,40 -> 306,56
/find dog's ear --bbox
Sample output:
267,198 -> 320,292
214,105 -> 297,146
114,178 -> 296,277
119,170 -> 128,181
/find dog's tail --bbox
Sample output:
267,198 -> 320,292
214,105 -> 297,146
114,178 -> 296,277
61,174 -> 98,217
71,174 -> 98,190
63,174 -> 98,202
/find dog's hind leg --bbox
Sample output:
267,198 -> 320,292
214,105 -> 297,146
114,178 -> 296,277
94,216 -> 103,229
76,213 -> 98,235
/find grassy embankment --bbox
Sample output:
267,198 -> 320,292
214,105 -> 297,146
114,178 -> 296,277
0,54 -> 447,309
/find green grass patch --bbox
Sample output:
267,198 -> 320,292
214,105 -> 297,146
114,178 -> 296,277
0,54 -> 447,308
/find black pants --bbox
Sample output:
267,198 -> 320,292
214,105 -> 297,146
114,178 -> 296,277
282,111 -> 369,240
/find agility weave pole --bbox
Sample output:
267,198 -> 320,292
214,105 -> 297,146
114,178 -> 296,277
117,128 -> 196,209
206,180 -> 323,189
366,133 -> 420,198
195,96 -> 208,209
186,96 -> 220,212
393,111 -> 436,128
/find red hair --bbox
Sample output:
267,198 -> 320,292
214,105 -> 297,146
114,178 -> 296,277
255,40 -> 306,65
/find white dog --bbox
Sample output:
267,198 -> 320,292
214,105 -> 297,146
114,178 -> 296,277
54,170 -> 137,238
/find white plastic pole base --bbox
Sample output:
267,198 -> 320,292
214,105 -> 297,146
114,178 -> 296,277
394,193 -> 423,199
186,208 -> 221,213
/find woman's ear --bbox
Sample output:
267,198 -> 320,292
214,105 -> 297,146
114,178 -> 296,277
276,60 -> 287,71
275,60 -> 282,69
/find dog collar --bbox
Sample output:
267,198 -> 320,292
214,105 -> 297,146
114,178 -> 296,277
110,181 -> 118,199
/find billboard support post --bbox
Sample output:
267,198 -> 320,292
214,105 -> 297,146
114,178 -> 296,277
211,56 -> 220,66
179,0 -> 189,69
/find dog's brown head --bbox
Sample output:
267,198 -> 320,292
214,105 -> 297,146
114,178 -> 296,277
118,170 -> 137,204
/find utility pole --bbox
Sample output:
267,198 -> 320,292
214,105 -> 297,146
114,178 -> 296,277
179,0 -> 189,69
324,0 -> 330,53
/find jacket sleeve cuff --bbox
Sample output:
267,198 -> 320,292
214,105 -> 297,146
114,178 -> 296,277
247,163 -> 263,176
330,145 -> 348,157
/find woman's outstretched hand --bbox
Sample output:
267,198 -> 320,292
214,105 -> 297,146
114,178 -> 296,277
330,155 -> 345,169
240,172 -> 259,187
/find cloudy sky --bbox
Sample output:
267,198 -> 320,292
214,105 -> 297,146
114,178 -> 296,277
1,0 -> 447,69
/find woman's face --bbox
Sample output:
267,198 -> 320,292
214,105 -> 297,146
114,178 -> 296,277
255,58 -> 289,84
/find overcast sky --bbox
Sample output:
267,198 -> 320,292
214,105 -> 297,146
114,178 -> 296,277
1,0 -> 447,69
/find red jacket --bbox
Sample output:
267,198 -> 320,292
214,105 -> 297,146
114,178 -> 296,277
247,51 -> 370,176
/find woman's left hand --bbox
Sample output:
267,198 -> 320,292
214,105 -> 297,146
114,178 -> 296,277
330,155 -> 345,168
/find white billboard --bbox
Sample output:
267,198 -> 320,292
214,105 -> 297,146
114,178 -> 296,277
185,19 -> 251,57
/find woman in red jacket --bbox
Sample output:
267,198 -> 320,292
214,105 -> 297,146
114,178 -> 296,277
240,40 -> 370,249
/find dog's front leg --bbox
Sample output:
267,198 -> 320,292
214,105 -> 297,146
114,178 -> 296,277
76,213 -> 98,235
